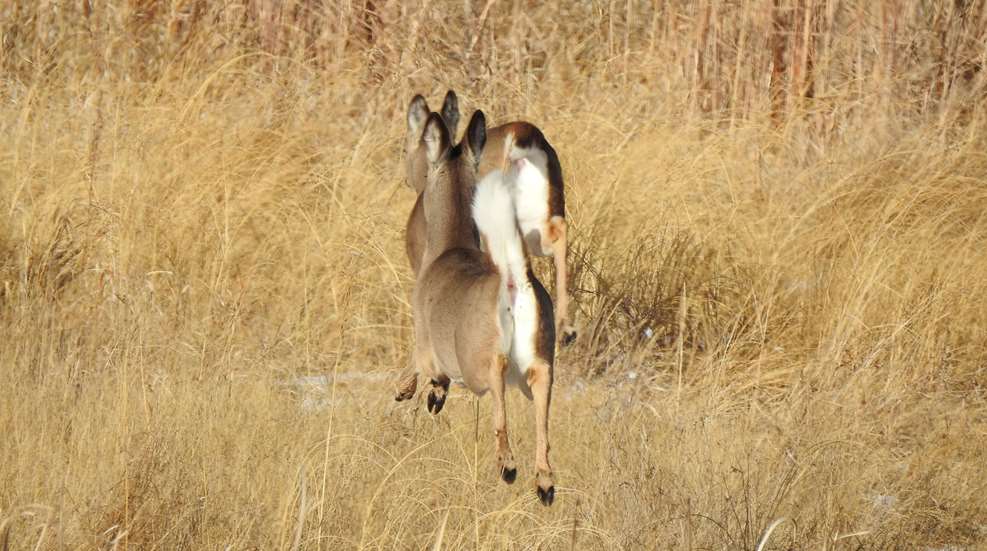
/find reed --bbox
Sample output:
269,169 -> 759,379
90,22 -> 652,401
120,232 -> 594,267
0,1 -> 984,548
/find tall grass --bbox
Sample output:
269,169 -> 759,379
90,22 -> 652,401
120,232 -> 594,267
1,1 -> 985,549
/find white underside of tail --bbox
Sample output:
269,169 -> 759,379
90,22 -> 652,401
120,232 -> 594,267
507,146 -> 551,254
472,170 -> 539,386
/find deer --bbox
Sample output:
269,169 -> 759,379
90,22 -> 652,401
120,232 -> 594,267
399,109 -> 557,505
402,92 -> 576,345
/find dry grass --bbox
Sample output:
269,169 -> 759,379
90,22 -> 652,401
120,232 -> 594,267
1,1 -> 986,549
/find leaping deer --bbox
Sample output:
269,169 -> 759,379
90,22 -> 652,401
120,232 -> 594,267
400,109 -> 557,505
402,92 -> 576,345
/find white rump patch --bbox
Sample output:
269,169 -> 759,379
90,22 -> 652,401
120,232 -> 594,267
472,172 -> 529,302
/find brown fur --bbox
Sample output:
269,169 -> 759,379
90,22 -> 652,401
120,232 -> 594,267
410,113 -> 502,400
404,194 -> 425,277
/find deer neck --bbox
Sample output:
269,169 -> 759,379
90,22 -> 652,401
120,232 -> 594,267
422,159 -> 478,268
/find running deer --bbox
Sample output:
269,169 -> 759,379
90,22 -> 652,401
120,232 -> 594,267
398,110 -> 556,505
403,92 -> 576,345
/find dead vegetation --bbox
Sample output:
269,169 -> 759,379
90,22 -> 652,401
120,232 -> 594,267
1,1 -> 985,549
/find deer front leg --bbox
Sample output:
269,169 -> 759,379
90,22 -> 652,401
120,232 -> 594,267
547,216 -> 576,346
489,354 -> 517,483
527,360 -> 555,505
426,374 -> 450,415
408,320 -> 448,414
417,345 -> 449,415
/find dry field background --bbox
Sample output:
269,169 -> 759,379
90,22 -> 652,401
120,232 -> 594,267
1,1 -> 986,549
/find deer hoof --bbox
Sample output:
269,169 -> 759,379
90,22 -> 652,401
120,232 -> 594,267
426,390 -> 445,414
536,484 -> 555,506
535,470 -> 555,505
497,453 -> 517,484
559,325 -> 577,347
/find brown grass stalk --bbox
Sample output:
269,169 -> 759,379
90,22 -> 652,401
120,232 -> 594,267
0,1 -> 985,548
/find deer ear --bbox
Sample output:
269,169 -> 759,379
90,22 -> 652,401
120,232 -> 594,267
440,90 -> 460,139
407,94 -> 430,138
422,113 -> 450,165
465,109 -> 487,161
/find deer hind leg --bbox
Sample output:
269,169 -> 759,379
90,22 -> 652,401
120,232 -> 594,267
526,359 -> 555,505
489,354 -> 517,483
547,216 -> 576,346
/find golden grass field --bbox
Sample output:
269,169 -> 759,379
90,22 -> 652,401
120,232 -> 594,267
1,1 -> 986,549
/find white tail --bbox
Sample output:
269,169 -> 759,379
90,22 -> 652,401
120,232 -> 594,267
472,170 -> 529,306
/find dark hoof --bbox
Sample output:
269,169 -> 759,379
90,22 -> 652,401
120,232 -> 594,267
426,391 -> 445,414
560,328 -> 577,347
394,389 -> 414,402
537,485 -> 555,506
501,466 -> 517,484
